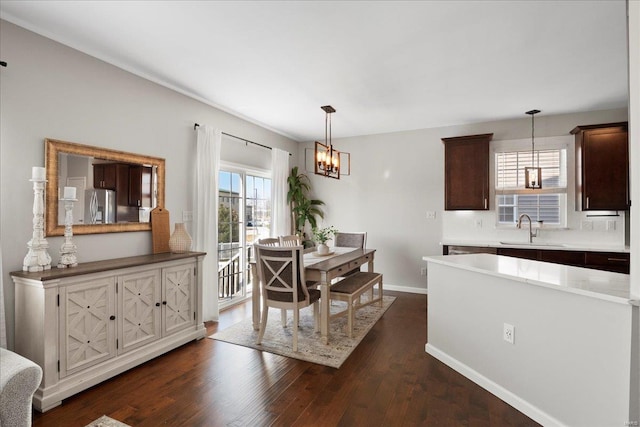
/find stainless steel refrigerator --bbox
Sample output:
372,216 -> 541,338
85,189 -> 116,224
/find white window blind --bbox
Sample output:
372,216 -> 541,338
496,149 -> 566,193
495,148 -> 567,225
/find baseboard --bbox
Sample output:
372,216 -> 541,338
424,343 -> 566,427
384,284 -> 428,295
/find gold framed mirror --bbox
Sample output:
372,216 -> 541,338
45,138 -> 165,236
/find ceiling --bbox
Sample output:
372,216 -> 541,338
0,1 -> 629,142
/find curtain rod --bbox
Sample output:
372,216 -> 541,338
194,123 -> 290,155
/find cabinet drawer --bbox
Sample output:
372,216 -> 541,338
497,248 -> 537,260
348,253 -> 373,271
539,250 -> 585,267
348,258 -> 365,271
585,252 -> 630,274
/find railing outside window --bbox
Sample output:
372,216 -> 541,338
218,246 -> 254,300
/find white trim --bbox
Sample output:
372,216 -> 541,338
217,165 -> 273,310
383,283 -> 428,295
220,160 -> 270,178
425,343 -> 567,427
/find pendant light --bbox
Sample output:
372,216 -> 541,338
315,105 -> 341,179
524,109 -> 542,189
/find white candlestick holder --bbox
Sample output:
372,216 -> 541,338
23,177 -> 52,272
58,198 -> 78,268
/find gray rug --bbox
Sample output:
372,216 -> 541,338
85,415 -> 131,427
209,296 -> 395,368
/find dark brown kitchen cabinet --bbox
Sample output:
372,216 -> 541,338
93,163 -> 117,190
115,164 -> 131,207
497,247 -> 586,267
538,250 -> 585,268
442,133 -> 493,210
443,245 -> 629,274
496,247 -> 538,261
128,165 -> 152,207
584,252 -> 630,274
572,122 -> 629,211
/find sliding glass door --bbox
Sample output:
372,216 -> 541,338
218,167 -> 271,308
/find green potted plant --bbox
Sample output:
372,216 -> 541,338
287,166 -> 325,246
312,226 -> 338,255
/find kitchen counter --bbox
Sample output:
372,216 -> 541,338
423,253 -> 632,305
440,241 -> 631,274
423,253 -> 636,426
441,239 -> 630,253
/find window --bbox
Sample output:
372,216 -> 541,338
495,148 -> 567,225
218,167 -> 271,308
245,175 -> 272,243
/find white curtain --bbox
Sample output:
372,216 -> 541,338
194,125 -> 221,322
271,148 -> 291,237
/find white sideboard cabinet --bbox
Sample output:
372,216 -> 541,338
10,252 -> 206,412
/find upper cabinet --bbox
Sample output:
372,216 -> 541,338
572,122 -> 629,211
442,133 -> 493,210
93,163 -> 117,190
128,165 -> 153,208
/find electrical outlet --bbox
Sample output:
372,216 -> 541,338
503,323 -> 515,344
182,210 -> 193,222
426,211 -> 436,220
420,267 -> 427,276
607,220 -> 616,231
581,220 -> 593,231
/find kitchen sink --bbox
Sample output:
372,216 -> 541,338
499,241 -> 568,247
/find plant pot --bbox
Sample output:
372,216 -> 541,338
317,243 -> 329,255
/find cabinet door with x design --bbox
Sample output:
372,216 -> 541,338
119,269 -> 162,354
163,263 -> 195,336
59,275 -> 117,378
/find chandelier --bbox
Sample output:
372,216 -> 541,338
524,109 -> 542,189
315,105 -> 341,179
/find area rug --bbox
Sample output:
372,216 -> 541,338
210,296 -> 395,368
85,415 -> 131,427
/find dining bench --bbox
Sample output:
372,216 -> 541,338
329,271 -> 383,337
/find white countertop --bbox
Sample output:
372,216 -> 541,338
423,253 -> 632,305
441,240 -> 630,253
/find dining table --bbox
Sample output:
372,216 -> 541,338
251,246 -> 376,345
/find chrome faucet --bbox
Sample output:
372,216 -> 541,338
517,213 -> 538,243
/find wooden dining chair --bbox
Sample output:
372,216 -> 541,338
257,237 -> 279,246
254,244 -> 320,352
334,232 -> 367,276
279,235 -> 301,247
335,232 -> 367,249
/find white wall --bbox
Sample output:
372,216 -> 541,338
299,108 -> 628,292
427,261 -> 633,426
0,20 -> 298,348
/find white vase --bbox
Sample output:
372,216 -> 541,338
317,243 -> 329,255
168,223 -> 192,253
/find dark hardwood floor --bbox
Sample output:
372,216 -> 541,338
32,292 -> 540,426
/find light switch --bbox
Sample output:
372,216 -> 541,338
426,211 -> 436,220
